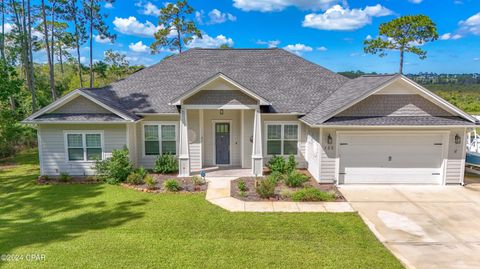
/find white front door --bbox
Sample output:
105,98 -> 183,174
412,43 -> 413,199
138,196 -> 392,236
338,132 -> 446,184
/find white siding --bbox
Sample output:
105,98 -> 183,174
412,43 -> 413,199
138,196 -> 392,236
188,110 -> 201,170
320,128 -> 336,182
242,110 -> 254,168
39,124 -> 127,175
305,127 -> 320,181
446,128 -> 466,184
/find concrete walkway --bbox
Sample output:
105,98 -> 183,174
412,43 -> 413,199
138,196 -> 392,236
205,176 -> 354,212
339,185 -> 480,269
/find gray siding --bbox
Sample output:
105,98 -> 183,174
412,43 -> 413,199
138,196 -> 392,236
184,90 -> 257,105
39,124 -> 127,176
187,110 -> 201,171
338,94 -> 453,117
52,96 -> 111,114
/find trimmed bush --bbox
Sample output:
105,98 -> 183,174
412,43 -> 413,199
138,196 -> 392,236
292,188 -> 335,202
284,171 -> 309,188
126,172 -> 144,185
94,147 -> 133,184
266,155 -> 287,174
237,180 -> 248,192
256,178 -> 276,199
267,171 -> 286,184
145,175 -> 156,190
154,154 -> 178,174
163,179 -> 181,192
59,172 -> 71,182
191,176 -> 205,186
285,155 -> 297,174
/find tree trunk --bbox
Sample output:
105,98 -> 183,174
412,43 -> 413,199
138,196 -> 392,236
89,0 -> 93,88
72,0 -> 83,88
1,0 -> 5,60
27,0 -> 36,111
51,1 -> 55,85
59,45 -> 64,76
41,0 -> 56,100
399,48 -> 404,74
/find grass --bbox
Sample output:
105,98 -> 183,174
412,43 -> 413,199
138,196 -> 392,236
0,149 -> 403,268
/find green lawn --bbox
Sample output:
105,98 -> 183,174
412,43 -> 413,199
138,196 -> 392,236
0,150 -> 403,268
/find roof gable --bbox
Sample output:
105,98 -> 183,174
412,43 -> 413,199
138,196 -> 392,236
51,95 -> 112,114
170,73 -> 269,105
23,89 -> 137,123
301,75 -> 477,126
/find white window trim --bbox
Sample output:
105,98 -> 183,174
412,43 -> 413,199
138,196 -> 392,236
63,130 -> 105,163
141,121 -> 179,158
264,121 -> 300,157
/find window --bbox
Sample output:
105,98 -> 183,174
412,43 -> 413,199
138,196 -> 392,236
66,132 -> 103,161
144,123 -> 177,156
266,123 -> 299,155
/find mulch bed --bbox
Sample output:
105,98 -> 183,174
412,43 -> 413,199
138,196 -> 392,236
37,176 -> 100,185
231,170 -> 345,202
122,173 -> 207,193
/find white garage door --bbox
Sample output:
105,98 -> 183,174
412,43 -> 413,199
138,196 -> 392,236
338,132 -> 446,184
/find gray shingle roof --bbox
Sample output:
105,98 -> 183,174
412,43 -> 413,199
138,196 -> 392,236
323,116 -> 474,126
83,48 -> 349,114
300,74 -> 399,125
33,113 -> 127,122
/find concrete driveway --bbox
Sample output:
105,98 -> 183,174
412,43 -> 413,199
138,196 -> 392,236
339,185 -> 480,269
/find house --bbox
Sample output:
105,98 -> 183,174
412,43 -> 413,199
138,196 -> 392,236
24,48 -> 478,185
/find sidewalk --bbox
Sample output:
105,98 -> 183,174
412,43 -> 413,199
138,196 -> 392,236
205,177 -> 354,213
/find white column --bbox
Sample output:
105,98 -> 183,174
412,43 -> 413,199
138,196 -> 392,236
251,108 -> 263,176
178,108 -> 190,177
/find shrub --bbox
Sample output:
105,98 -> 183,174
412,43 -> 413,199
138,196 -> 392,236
164,179 -> 181,192
154,154 -> 178,174
256,178 -> 276,199
145,175 -> 157,190
137,167 -> 148,179
126,172 -> 144,185
285,155 -> 297,174
59,172 -> 71,182
237,180 -> 248,192
267,171 -> 286,184
239,190 -> 247,197
191,176 -> 205,186
284,171 -> 309,188
291,188 -> 336,202
280,188 -> 293,199
267,155 -> 287,174
94,147 -> 133,184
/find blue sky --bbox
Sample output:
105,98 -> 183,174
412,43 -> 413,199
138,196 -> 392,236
48,0 -> 480,73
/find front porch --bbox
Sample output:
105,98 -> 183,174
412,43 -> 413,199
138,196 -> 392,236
178,107 -> 264,177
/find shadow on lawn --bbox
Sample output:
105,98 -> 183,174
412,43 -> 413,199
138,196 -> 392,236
0,151 -> 147,264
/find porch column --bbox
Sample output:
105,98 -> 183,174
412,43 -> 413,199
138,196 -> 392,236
178,108 -> 190,177
251,108 -> 263,176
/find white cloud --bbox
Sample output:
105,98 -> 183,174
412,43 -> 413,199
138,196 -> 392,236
137,1 -> 161,16
196,9 -> 236,25
316,46 -> 327,51
459,12 -> 480,35
302,4 -> 393,31
104,2 -> 113,9
80,56 -> 87,64
474,57 -> 480,61
366,34 -> 372,40
1,23 -> 13,34
113,16 -> 160,37
439,32 -> 462,40
186,34 -> 234,48
94,34 -> 113,44
283,43 -> 313,55
256,39 -> 281,48
129,41 -> 149,53
233,0 -> 340,12
208,9 -> 237,24
408,0 -> 423,3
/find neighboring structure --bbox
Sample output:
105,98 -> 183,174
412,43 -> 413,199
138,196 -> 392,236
24,48 -> 478,185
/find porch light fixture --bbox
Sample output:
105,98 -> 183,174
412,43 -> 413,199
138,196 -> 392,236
455,134 -> 461,144
327,134 -> 333,145
219,109 -> 224,115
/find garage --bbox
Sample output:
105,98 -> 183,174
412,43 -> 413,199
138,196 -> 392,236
338,132 -> 447,184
